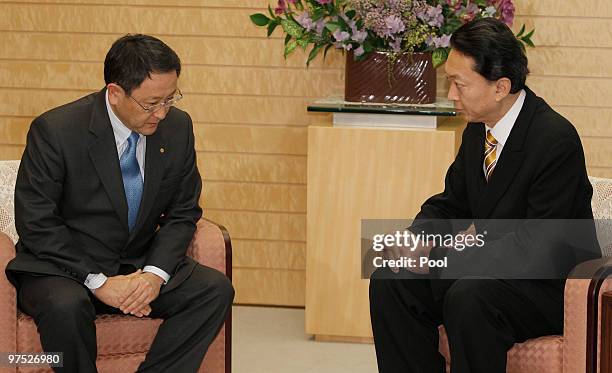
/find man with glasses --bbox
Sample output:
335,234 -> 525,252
6,34 -> 234,373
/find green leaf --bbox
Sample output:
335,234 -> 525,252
284,34 -> 292,45
268,5 -> 275,18
284,40 -> 298,58
281,19 -> 304,38
515,24 -> 525,38
267,20 -> 280,36
524,29 -> 535,40
345,10 -> 356,19
432,48 -> 449,68
250,13 -> 270,27
323,44 -> 333,60
307,43 -> 325,66
297,39 -> 309,50
325,22 -> 340,33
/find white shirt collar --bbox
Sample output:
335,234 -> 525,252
485,89 -> 526,145
105,89 -> 142,147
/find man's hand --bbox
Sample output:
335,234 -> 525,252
382,230 -> 433,274
118,272 -> 163,316
93,270 -> 146,312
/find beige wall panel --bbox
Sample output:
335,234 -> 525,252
0,5 -> 274,38
516,0 -> 612,17
0,61 -> 344,97
194,125 -> 307,155
527,48 -> 612,78
527,77 -> 612,108
555,107 -> 612,138
583,138 -> 612,168
181,66 -> 343,97
0,89 -> 93,117
0,32 -> 345,69
0,0 -> 265,8
589,167 -> 612,179
183,96 -> 318,126
233,239 -> 305,270
202,181 -> 306,213
203,210 -> 305,241
514,16 -> 612,48
0,145 -> 24,160
197,153 -> 306,184
0,117 -> 30,145
233,268 -> 305,306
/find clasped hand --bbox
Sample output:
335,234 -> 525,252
94,269 -> 164,317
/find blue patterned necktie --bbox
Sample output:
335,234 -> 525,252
120,131 -> 143,231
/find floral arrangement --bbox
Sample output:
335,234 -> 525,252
250,0 -> 534,67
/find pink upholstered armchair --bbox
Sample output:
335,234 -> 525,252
0,160 -> 232,373
438,176 -> 612,373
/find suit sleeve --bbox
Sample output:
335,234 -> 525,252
144,115 -> 202,275
15,116 -> 103,281
410,129 -> 473,235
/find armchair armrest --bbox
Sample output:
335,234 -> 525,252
186,218 -> 232,279
186,217 -> 232,373
563,258 -> 612,373
0,231 -> 17,357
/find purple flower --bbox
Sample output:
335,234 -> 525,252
496,0 -> 515,26
315,19 -> 327,35
426,34 -> 451,49
351,28 -> 368,43
354,45 -> 365,57
316,0 -> 332,4
418,5 -> 444,28
389,37 -> 402,52
296,12 -> 315,31
332,29 -> 350,42
457,3 -> 480,23
384,15 -> 405,37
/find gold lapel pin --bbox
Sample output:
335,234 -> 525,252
160,147 -> 165,154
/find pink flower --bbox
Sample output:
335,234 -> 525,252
274,0 -> 287,15
333,29 -> 350,42
495,0 -> 515,26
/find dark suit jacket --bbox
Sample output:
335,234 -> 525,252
412,87 -> 600,284
6,88 -> 203,294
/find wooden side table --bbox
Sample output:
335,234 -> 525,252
305,100 -> 463,341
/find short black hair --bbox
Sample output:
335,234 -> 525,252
104,34 -> 181,94
450,18 -> 528,93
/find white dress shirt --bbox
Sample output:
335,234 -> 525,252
483,89 -> 526,177
83,91 -> 171,292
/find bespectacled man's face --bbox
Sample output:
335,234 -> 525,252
445,49 -> 500,125
107,71 -> 179,136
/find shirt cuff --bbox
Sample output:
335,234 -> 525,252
85,273 -> 108,293
143,265 -> 170,285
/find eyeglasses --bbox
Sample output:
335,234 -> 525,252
128,89 -> 183,113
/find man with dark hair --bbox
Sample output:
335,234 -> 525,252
5,34 -> 234,373
369,18 -> 597,373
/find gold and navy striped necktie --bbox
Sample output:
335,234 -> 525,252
484,130 -> 498,182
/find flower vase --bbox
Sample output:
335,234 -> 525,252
344,51 -> 436,104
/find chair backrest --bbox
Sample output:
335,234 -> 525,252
0,160 -> 19,243
590,176 -> 612,257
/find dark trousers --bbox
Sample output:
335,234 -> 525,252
16,264 -> 234,373
369,269 -> 564,373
